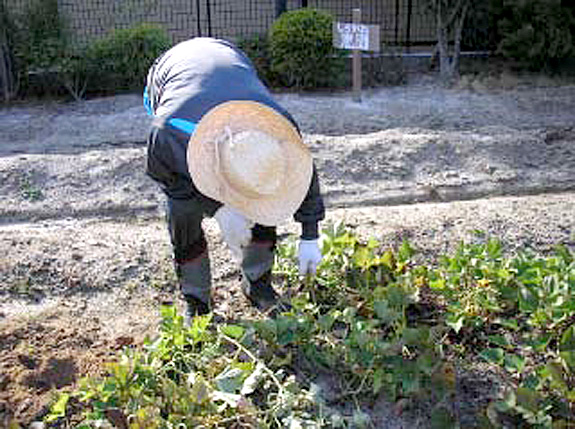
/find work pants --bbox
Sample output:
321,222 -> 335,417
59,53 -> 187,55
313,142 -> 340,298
167,197 -> 276,304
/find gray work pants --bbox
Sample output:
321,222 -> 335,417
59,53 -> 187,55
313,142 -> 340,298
167,198 -> 276,304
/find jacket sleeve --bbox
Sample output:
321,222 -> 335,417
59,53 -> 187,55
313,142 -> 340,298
294,164 -> 325,240
146,126 -> 223,216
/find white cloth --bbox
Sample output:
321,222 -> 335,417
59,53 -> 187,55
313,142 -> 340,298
298,239 -> 322,275
214,206 -> 254,257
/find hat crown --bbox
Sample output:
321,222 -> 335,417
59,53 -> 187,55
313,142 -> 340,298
188,100 -> 313,226
219,129 -> 285,198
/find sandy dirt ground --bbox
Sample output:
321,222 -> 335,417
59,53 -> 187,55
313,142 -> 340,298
1,73 -> 575,427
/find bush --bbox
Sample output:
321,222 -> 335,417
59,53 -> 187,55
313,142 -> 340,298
496,0 -> 575,71
19,0 -> 67,70
84,23 -> 170,93
9,0 -> 70,98
237,34 -> 281,88
269,8 -> 345,89
0,0 -> 18,101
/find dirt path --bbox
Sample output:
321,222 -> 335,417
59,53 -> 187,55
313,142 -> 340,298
1,74 -> 575,426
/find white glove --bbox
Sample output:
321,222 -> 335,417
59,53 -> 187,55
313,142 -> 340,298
214,206 -> 254,255
298,239 -> 322,275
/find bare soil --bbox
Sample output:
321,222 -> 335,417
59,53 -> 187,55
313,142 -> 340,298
1,72 -> 575,427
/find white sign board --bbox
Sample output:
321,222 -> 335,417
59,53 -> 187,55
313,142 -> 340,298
333,22 -> 380,52
334,22 -> 369,50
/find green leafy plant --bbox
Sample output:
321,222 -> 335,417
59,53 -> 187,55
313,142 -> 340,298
269,7 -> 345,89
84,23 -> 170,94
46,305 -> 324,427
495,0 -> 575,71
237,33 -> 281,88
45,225 -> 575,427
19,172 -> 44,201
9,0 -> 70,98
0,0 -> 19,101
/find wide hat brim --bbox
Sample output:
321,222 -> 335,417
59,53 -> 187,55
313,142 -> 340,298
187,100 -> 313,226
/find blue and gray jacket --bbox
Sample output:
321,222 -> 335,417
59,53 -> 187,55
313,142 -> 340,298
144,37 -> 324,239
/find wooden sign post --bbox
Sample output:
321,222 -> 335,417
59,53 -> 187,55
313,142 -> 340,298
352,9 -> 362,102
333,9 -> 380,102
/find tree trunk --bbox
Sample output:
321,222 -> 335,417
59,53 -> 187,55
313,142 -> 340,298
451,1 -> 469,77
436,1 -> 452,79
434,0 -> 470,83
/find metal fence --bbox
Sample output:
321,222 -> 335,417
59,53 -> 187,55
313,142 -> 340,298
6,0 -> 490,86
2,0 -> 440,50
7,0 -> 491,49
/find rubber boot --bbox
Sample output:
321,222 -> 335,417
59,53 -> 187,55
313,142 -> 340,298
240,242 -> 279,311
176,255 -> 212,324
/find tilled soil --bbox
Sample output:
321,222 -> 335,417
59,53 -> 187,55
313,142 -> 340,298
1,74 -> 575,426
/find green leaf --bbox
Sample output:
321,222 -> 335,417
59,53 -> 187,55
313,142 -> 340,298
241,363 -> 265,396
45,393 -> 70,423
487,334 -> 512,349
522,373 -> 543,390
381,250 -> 395,270
189,314 -> 212,342
542,361 -> 569,392
495,391 -> 516,412
429,278 -> 446,290
400,365 -> 420,395
518,285 -> 539,312
479,348 -> 505,365
486,238 -> 502,259
398,240 -> 414,263
525,333 -> 552,351
374,300 -> 399,324
515,387 -> 540,413
431,406 -> 457,429
386,284 -> 412,308
221,324 -> 245,340
416,351 -> 436,376
504,354 -> 526,373
559,325 -> 575,370
215,367 -> 245,394
495,317 -> 519,331
445,313 -> 465,333
554,244 -> 573,265
373,368 -> 384,394
318,312 -> 336,331
403,327 -> 430,347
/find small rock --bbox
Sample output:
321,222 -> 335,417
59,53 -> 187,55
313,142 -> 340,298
114,336 -> 134,349
0,373 -> 10,390
17,354 -> 38,369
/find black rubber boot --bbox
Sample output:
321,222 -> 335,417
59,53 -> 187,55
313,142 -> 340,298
176,256 -> 212,326
241,270 -> 279,311
184,294 -> 211,323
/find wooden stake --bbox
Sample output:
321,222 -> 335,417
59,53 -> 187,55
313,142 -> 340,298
352,8 -> 362,103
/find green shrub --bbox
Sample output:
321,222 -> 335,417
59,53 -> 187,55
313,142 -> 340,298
496,0 -> 575,71
0,0 -> 19,101
84,23 -> 170,93
269,8 -> 345,89
237,34 -> 281,88
10,0 -> 70,97
20,0 -> 67,70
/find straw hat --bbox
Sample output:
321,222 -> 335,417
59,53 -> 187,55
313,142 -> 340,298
187,100 -> 313,226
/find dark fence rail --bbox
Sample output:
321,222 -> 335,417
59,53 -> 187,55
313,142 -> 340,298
6,0 -> 456,48
5,0 -> 491,88
6,0 -> 491,50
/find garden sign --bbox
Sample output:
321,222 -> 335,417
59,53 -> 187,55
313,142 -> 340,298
333,9 -> 380,102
